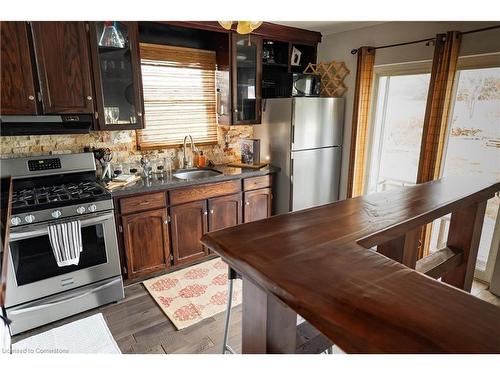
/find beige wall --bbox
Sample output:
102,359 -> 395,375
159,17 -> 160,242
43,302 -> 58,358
317,21 -> 500,199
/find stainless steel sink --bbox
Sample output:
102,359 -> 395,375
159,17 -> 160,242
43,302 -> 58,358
173,168 -> 222,180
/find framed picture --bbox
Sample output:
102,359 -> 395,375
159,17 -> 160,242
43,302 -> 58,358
241,139 -> 261,165
291,46 -> 302,66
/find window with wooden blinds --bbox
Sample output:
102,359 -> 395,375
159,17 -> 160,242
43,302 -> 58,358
137,43 -> 218,149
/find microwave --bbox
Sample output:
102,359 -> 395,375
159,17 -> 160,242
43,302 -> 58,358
292,73 -> 321,97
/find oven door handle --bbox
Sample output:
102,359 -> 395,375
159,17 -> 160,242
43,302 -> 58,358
7,278 -> 122,316
9,212 -> 114,241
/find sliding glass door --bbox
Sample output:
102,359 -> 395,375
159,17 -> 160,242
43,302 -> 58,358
366,72 -> 431,193
429,66 -> 500,281
366,62 -> 499,282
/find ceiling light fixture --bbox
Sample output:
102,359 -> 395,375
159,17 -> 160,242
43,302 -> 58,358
218,21 -> 263,35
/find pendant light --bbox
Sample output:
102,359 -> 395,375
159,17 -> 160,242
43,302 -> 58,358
218,21 -> 263,34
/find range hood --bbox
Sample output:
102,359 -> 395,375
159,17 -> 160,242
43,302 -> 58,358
0,115 -> 93,136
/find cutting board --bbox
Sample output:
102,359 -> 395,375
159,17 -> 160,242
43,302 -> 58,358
227,162 -> 268,169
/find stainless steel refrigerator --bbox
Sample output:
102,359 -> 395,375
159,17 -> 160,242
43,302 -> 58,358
254,97 -> 344,214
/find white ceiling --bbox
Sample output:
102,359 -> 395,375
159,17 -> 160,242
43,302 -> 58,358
273,21 -> 387,35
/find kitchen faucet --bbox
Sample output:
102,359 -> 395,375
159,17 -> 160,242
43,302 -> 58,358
182,135 -> 197,168
140,156 -> 151,178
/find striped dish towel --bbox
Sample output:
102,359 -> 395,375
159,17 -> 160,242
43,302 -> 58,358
48,221 -> 83,267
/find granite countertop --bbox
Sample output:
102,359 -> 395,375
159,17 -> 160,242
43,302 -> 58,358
108,164 -> 280,197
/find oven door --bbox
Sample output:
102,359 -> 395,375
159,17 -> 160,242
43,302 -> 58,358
5,211 -> 121,307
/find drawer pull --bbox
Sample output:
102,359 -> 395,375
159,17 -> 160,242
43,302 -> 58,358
139,201 -> 150,205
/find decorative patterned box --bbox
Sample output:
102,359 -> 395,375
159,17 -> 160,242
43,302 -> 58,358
240,138 -> 260,165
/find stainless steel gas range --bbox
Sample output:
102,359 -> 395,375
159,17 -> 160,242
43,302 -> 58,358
0,153 -> 124,335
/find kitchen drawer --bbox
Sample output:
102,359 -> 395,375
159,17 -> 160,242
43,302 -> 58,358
119,191 -> 166,215
169,180 -> 241,205
243,175 -> 271,191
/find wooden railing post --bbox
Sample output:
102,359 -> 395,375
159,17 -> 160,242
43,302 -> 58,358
442,200 -> 487,292
377,227 -> 421,268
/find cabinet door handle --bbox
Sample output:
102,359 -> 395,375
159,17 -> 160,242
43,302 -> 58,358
86,96 -> 93,101
245,201 -> 250,206
137,112 -> 143,117
203,211 -> 208,215
210,209 -> 214,214
28,95 -> 35,101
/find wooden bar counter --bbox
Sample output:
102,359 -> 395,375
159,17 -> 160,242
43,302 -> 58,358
200,177 -> 500,353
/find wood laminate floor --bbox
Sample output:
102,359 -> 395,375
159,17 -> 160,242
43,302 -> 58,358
12,279 -> 499,354
12,281 -> 332,354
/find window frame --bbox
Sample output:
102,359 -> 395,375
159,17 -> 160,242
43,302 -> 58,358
366,54 -> 500,278
440,53 -> 500,283
364,61 -> 432,195
137,43 -> 219,150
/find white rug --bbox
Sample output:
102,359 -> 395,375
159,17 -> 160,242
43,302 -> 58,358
12,313 -> 121,354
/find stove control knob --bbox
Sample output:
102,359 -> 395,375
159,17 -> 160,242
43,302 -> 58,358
87,204 -> 97,213
24,214 -> 35,223
51,210 -> 62,219
11,217 -> 22,226
76,206 -> 86,214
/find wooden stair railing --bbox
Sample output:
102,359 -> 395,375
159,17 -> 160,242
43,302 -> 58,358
202,177 -> 500,353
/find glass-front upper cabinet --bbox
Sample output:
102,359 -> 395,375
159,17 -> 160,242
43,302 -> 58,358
89,21 -> 144,130
231,33 -> 262,125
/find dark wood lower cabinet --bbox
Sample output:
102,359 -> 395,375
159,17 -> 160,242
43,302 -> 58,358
244,188 -> 272,223
208,193 -> 242,231
122,208 -> 170,279
170,200 -> 208,265
117,176 -> 274,279
207,193 -> 242,254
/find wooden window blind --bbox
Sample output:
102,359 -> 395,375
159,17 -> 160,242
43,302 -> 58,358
137,43 -> 217,149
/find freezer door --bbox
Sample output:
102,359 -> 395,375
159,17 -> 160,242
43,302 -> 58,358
292,97 -> 344,150
291,146 -> 341,211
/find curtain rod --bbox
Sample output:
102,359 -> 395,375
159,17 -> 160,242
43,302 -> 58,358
351,24 -> 500,55
461,24 -> 500,35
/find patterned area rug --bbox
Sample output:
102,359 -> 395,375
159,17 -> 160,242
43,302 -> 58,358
143,258 -> 242,330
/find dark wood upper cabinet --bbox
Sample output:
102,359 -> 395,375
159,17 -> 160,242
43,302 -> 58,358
122,208 -> 170,279
30,22 -> 94,114
208,193 -> 242,231
232,33 -> 262,125
170,200 -> 208,265
244,188 -> 272,223
89,21 -> 144,130
0,22 -> 38,114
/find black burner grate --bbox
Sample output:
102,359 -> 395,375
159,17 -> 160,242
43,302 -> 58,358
12,181 -> 108,209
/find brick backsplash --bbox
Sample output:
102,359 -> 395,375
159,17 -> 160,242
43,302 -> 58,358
0,125 -> 253,168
